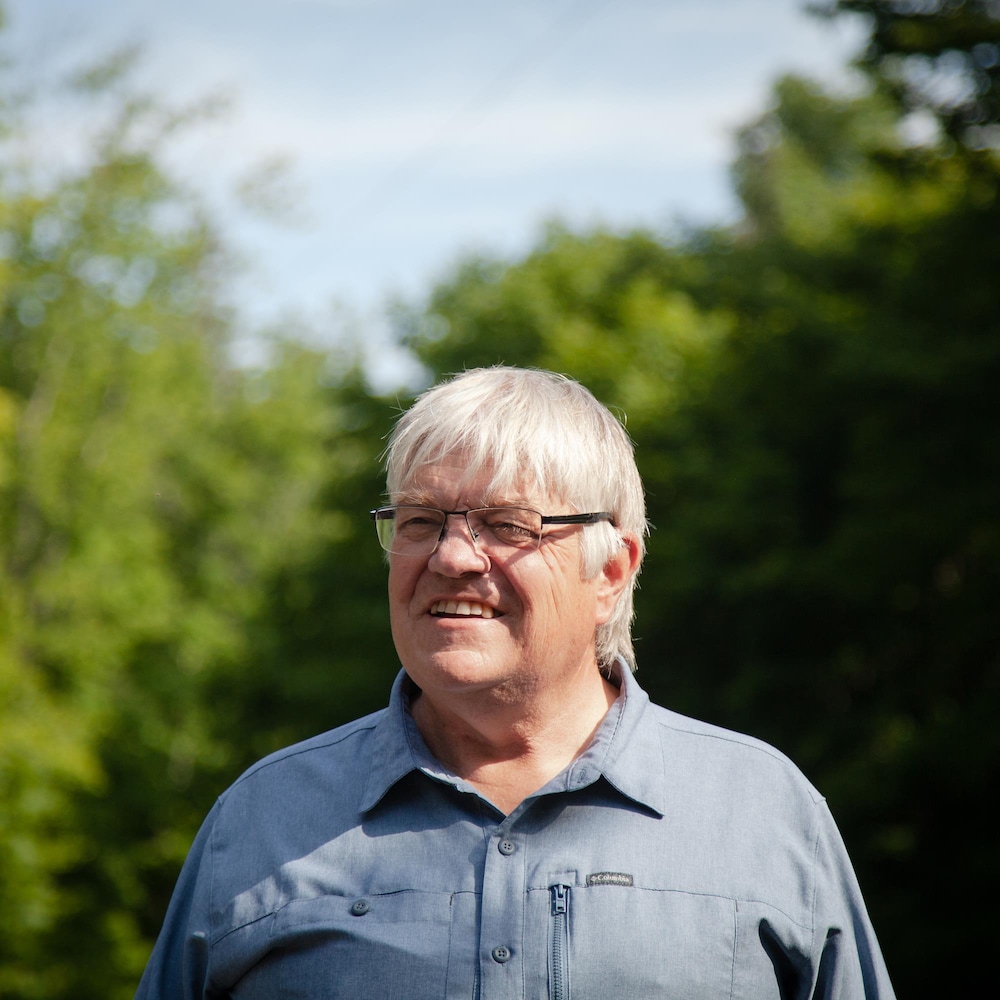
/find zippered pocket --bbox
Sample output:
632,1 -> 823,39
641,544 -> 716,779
550,883 -> 571,1000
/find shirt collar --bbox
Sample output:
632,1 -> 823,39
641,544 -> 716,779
586,662 -> 666,816
360,662 -> 666,817
359,670 -> 423,813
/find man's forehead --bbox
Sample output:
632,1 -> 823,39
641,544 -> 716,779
394,458 -> 557,509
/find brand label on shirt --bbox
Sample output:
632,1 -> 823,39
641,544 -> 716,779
585,871 -> 634,887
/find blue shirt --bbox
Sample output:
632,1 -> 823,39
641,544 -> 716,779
136,666 -> 895,999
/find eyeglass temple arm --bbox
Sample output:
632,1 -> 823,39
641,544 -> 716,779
540,512 -> 614,526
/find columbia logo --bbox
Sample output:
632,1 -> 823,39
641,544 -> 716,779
586,872 -> 634,887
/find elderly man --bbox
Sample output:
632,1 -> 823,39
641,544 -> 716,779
137,366 -> 895,998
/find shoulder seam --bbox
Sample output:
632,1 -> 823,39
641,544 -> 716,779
653,716 -> 825,804
229,716 -> 382,789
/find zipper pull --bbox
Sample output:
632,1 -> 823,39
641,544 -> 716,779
551,883 -> 569,915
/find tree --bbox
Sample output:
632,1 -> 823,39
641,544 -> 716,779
819,0 -> 1000,145
0,47 -> 234,995
0,46 -> 396,998
404,66 -> 999,994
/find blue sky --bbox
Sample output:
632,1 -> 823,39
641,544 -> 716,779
4,1 -> 865,374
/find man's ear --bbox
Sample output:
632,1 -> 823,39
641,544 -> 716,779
595,534 -> 642,626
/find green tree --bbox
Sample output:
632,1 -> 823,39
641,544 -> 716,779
385,33 -> 1000,983
674,70 -> 999,994
401,222 -> 729,425
0,45 -> 396,998
0,48 -> 235,995
403,67 -> 999,994
821,0 -> 1000,145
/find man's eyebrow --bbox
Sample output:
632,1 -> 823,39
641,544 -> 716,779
393,492 -> 434,506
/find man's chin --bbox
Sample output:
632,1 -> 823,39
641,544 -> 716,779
406,652 -> 518,694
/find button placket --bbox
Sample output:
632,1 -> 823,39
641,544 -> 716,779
479,825 -> 525,994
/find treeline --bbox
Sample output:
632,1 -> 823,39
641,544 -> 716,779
1,2 -> 997,997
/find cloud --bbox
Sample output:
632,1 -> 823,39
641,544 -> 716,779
5,0 -> 865,326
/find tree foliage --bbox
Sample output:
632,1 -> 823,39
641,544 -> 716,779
819,0 -> 1000,144
0,49 -> 392,999
404,64 -> 999,1000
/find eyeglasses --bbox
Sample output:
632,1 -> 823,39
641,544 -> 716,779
369,505 -> 614,558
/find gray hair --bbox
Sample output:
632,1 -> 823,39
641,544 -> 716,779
384,366 -> 647,672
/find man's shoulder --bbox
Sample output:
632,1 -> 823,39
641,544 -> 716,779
647,701 -> 796,759
227,705 -> 390,793
641,700 -> 824,806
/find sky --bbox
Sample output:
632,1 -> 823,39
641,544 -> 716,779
4,0 -> 866,377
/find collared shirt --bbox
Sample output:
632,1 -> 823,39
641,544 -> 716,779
136,667 -> 895,999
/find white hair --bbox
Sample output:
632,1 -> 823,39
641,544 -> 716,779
384,366 -> 648,672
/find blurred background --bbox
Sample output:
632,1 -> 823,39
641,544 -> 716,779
0,1 -> 997,996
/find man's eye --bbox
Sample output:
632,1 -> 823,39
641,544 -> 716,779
485,518 -> 536,543
497,521 -> 532,534
397,513 -> 441,535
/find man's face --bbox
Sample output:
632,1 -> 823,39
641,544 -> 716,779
387,455 -> 618,703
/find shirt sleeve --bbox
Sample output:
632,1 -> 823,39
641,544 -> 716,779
134,800 -> 222,1000
808,800 -> 896,1000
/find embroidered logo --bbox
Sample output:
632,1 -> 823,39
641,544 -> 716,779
586,871 -> 634,887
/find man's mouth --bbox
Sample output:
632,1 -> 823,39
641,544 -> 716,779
429,600 -> 498,619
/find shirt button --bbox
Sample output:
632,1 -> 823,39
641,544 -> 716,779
491,945 -> 512,964
350,899 -> 371,916
498,838 -> 516,856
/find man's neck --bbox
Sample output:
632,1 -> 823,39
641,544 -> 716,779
409,671 -> 620,815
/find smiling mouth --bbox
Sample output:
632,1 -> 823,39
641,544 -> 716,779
429,600 -> 498,619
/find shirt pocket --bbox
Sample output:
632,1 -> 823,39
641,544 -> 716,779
230,889 -> 455,999
563,884 -> 737,999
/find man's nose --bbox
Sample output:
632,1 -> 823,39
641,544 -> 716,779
429,514 -> 490,573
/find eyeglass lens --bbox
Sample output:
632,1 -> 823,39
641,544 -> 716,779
378,507 -> 543,555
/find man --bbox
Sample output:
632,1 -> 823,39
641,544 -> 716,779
137,366 -> 895,998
